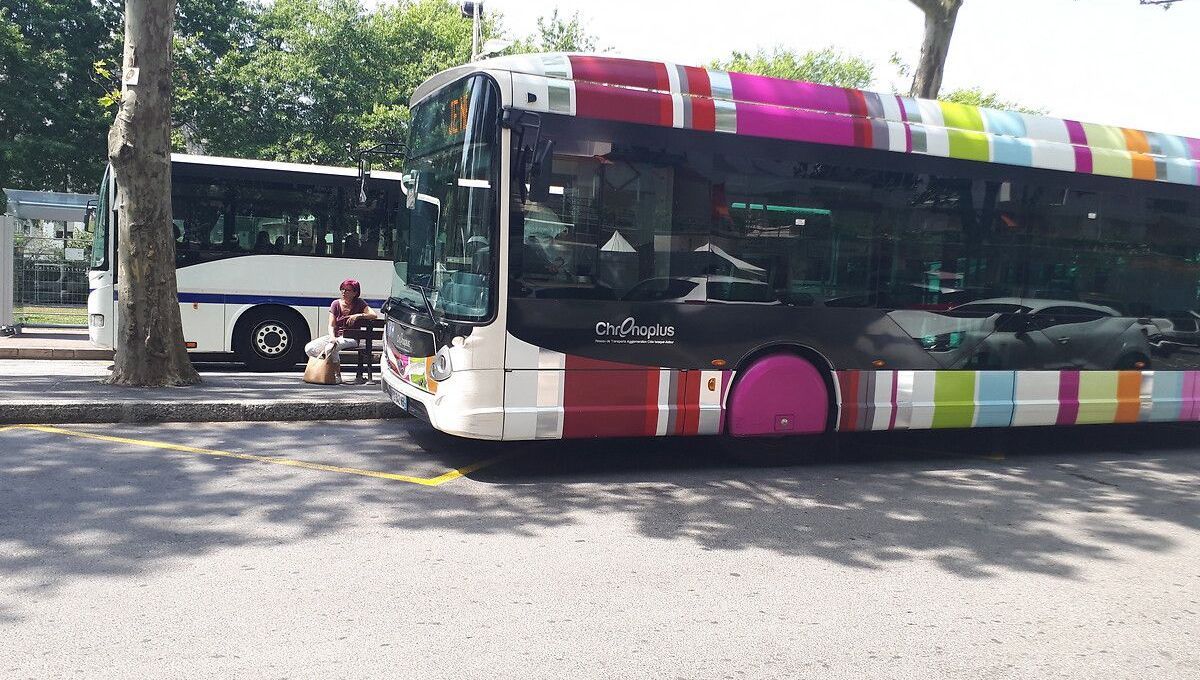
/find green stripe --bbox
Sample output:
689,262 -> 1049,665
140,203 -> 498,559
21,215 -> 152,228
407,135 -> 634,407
1077,371 -> 1119,424
932,371 -> 977,429
946,129 -> 990,162
938,101 -> 985,132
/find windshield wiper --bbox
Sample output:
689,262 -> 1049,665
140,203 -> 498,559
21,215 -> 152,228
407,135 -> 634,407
414,284 -> 438,322
411,283 -> 450,335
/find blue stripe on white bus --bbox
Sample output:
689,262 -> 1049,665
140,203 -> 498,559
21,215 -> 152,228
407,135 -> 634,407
113,290 -> 385,308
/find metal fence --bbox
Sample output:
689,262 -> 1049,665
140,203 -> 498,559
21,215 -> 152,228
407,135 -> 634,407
13,235 -> 89,327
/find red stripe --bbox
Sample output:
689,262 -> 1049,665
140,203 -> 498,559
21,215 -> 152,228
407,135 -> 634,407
570,55 -> 670,92
838,372 -> 860,431
645,368 -> 661,436
690,97 -> 716,131
575,82 -> 673,127
847,90 -> 872,147
561,355 -> 657,438
674,371 -> 689,435
682,65 -> 712,97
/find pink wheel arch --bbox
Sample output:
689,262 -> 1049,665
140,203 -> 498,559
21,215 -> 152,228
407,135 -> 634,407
726,354 -> 829,437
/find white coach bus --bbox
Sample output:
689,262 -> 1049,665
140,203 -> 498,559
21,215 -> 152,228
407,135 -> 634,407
88,154 -> 402,369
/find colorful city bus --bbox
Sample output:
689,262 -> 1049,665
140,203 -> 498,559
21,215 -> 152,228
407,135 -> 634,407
380,53 -> 1200,451
88,154 -> 402,369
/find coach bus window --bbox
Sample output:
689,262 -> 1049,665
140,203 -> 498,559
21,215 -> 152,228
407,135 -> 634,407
172,177 -> 395,266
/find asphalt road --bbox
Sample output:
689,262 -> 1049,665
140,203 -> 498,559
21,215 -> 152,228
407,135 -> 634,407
1,420 -> 1198,679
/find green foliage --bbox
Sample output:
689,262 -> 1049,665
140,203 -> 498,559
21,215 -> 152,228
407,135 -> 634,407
0,0 -> 252,209
182,0 -> 475,164
506,9 -> 603,54
0,0 -> 113,209
711,46 -> 875,89
941,86 -> 1047,115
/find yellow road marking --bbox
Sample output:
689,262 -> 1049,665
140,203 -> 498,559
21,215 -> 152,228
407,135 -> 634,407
1,424 -> 508,486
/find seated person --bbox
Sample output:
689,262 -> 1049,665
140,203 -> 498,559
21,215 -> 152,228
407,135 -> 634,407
254,230 -> 272,252
303,279 -> 377,384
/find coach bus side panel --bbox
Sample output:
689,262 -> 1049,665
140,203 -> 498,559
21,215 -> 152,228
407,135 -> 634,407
178,298 -> 226,352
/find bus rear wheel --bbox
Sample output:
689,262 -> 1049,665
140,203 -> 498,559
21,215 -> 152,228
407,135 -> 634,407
234,307 -> 308,371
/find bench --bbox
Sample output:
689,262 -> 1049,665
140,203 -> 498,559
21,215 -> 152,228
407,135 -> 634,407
341,318 -> 385,384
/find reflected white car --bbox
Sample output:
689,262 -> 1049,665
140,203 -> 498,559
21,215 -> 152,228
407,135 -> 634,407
893,298 -> 1157,369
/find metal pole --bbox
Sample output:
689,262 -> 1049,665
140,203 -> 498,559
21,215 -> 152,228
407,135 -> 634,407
471,2 -> 480,61
0,213 -> 14,331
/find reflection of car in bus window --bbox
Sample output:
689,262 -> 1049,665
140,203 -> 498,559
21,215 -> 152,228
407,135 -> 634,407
1150,311 -> 1200,355
922,298 -> 1157,370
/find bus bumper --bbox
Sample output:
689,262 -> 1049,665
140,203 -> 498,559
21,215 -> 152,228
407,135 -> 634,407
87,272 -> 114,349
381,365 -> 505,440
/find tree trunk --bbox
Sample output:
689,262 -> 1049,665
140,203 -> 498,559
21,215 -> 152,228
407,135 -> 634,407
106,0 -> 201,386
909,0 -> 963,100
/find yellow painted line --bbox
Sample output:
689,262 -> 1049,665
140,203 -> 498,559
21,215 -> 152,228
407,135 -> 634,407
2,424 -> 507,486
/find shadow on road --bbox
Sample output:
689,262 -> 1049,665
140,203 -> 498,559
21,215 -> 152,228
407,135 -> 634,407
1,421 -> 1197,622
388,421 -> 1200,580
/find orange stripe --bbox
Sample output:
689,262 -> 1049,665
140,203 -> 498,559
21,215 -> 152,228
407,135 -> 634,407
1121,128 -> 1150,154
1130,152 -> 1156,180
1114,371 -> 1142,423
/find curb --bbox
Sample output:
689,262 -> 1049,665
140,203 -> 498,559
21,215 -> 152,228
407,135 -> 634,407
0,399 -> 405,425
0,348 -> 114,360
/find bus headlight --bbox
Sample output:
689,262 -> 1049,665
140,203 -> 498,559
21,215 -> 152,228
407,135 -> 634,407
430,346 -> 453,381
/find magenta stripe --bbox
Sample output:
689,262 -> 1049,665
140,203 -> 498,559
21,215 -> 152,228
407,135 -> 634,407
896,96 -> 913,152
727,72 -> 855,115
1185,371 -> 1200,421
1188,138 -> 1200,162
1065,120 -> 1088,145
1065,120 -> 1092,174
736,102 -> 855,146
888,370 -> 899,430
1057,371 -> 1080,425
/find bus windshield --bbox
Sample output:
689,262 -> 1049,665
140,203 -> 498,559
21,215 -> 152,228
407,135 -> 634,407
393,75 -> 499,322
90,167 -> 110,270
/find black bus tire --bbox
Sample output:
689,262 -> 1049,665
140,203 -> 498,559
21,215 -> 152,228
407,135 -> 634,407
719,432 -> 837,467
233,306 -> 310,371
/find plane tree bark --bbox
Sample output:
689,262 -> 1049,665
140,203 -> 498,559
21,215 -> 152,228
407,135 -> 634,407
908,0 -> 963,99
106,0 -> 201,386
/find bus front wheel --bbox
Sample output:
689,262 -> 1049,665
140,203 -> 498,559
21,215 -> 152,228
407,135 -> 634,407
233,307 -> 309,371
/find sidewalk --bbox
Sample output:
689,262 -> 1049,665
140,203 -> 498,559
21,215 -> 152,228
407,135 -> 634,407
0,328 -> 114,360
0,360 -> 404,424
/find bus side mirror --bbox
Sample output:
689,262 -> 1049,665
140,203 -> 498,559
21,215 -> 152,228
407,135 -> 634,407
527,139 -> 555,203
83,200 -> 97,232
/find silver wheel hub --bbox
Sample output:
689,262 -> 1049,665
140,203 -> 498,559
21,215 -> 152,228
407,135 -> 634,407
253,322 -> 290,357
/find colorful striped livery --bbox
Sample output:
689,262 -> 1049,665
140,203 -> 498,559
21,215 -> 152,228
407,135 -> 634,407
501,334 -> 733,440
836,370 -> 1200,432
493,53 -> 1200,187
465,335 -> 1200,439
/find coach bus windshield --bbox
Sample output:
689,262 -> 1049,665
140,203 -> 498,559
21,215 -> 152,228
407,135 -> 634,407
89,167 -> 110,270
393,75 -> 498,322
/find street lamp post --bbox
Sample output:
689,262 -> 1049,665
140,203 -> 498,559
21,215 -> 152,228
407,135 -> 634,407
461,1 -> 483,61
